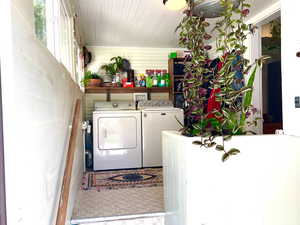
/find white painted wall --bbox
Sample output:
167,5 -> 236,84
281,0 -> 300,136
86,46 -> 184,74
0,1 -> 84,225
245,0 -> 300,136
84,93 -> 169,120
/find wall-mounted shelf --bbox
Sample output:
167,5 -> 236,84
85,86 -> 172,101
169,58 -> 186,108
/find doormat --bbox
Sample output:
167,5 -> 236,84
81,168 -> 163,191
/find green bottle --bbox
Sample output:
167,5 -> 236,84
165,73 -> 170,87
146,76 -> 153,88
157,71 -> 163,87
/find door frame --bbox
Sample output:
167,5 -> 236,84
246,2 -> 281,134
0,62 -> 7,225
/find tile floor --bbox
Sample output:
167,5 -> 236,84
71,170 -> 165,225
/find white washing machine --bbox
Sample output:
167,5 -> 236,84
139,100 -> 184,167
93,102 -> 142,170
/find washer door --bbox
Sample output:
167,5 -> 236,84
97,116 -> 137,150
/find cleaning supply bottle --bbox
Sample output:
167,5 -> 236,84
152,70 -> 158,87
159,70 -> 167,87
165,73 -> 170,87
146,70 -> 153,88
157,70 -> 162,87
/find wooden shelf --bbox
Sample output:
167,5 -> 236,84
85,86 -> 171,101
85,86 -> 171,94
174,74 -> 185,76
169,58 -> 187,108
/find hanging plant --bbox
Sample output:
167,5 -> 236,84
177,0 -> 269,161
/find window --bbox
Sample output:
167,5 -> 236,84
59,3 -> 73,73
33,0 -> 47,45
33,0 -> 84,85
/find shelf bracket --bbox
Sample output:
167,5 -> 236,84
106,89 -> 111,102
147,89 -> 151,100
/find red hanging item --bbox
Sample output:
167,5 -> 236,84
206,54 -> 228,119
207,88 -> 221,119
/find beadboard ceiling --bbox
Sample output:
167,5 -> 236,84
76,0 -> 183,47
76,0 -> 279,48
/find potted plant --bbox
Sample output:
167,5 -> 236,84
100,56 -> 131,83
81,70 -> 102,87
162,2 -> 299,225
174,0 -> 269,161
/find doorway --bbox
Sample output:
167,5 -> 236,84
261,18 -> 283,134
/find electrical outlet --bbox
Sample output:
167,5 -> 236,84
295,96 -> 300,108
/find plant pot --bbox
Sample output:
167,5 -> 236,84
102,74 -> 113,83
162,131 -> 300,225
87,79 -> 101,87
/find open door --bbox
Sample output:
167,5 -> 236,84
0,62 -> 7,225
261,18 -> 283,134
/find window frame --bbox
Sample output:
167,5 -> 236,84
34,0 -> 83,85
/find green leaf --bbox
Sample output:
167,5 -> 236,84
216,145 -> 224,151
222,153 -> 230,162
193,141 -> 203,146
208,142 -> 217,147
240,64 -> 258,127
228,148 -> 240,155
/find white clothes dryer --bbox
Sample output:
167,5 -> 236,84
93,102 -> 142,170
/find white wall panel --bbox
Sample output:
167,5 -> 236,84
163,132 -> 300,225
1,1 -> 84,225
86,46 -> 184,74
281,0 -> 300,136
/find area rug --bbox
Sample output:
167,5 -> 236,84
81,168 -> 163,191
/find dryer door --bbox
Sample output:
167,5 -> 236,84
93,112 -> 142,170
97,116 -> 137,150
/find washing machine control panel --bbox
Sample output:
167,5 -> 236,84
138,100 -> 173,109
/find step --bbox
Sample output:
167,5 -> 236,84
71,212 -> 165,225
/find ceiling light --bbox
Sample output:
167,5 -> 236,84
164,0 -> 187,11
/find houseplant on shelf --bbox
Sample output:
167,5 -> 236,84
100,56 -> 131,83
81,70 -> 102,87
177,0 -> 269,161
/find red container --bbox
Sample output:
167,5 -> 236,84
123,82 -> 134,88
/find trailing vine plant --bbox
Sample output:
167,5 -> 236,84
177,0 -> 269,161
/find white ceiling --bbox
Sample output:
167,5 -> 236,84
76,0 -> 184,47
76,0 -> 279,48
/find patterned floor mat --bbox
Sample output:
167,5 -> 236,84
82,168 -> 163,191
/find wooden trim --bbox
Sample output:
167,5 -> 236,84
55,99 -> 81,225
0,63 -> 7,225
246,2 -> 280,25
168,58 -> 175,102
85,87 -> 171,102
84,86 -> 171,94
